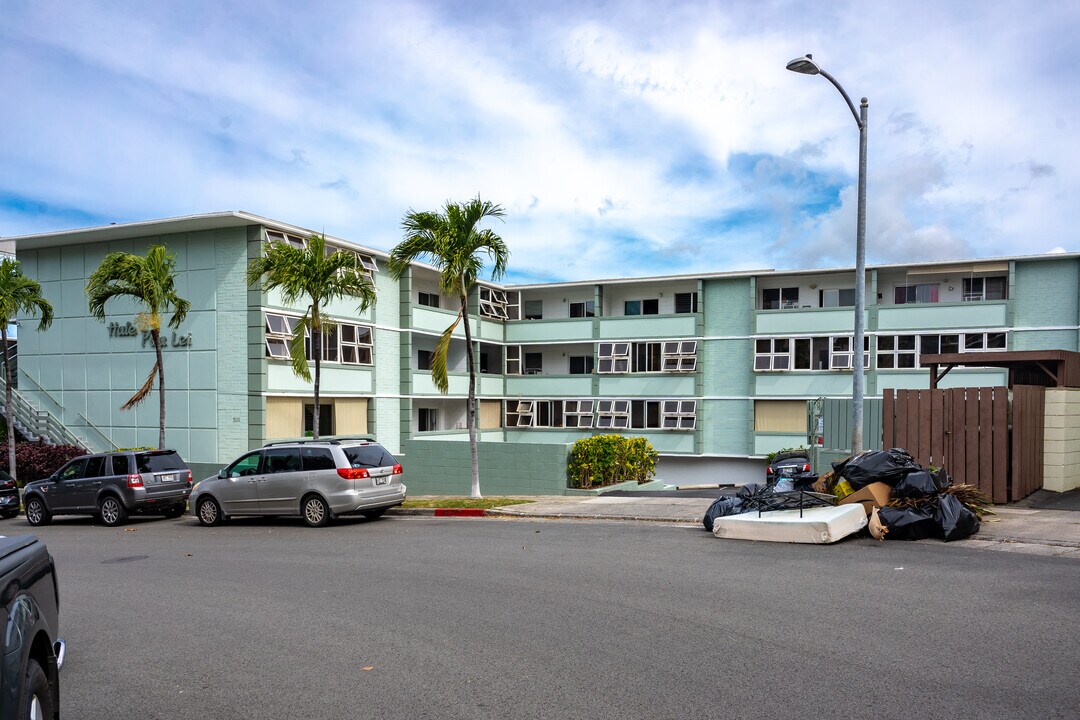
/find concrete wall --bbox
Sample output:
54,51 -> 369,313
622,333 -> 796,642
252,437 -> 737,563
1043,388 -> 1080,492
401,437 -> 572,495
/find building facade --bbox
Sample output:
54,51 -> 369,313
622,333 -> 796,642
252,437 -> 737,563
10,212 -> 1080,484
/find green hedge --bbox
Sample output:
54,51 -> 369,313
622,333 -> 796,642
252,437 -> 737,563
568,435 -> 658,489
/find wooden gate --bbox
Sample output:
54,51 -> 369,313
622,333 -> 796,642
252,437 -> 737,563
883,386 -> 1043,504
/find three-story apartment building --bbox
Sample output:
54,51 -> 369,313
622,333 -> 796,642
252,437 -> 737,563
10,212 -> 1079,485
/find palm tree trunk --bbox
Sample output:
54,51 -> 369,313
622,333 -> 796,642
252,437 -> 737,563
312,305 -> 321,440
459,291 -> 481,499
153,328 -> 166,449
2,327 -> 15,482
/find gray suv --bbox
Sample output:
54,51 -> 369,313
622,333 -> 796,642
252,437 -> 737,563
190,438 -> 406,528
23,450 -> 192,527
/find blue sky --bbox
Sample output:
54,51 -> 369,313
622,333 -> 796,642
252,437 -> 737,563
1,0 -> 1076,284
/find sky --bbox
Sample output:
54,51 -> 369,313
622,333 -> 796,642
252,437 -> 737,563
1,0 -> 1077,284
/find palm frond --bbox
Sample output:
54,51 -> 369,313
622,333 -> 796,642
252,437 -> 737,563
288,313 -> 312,382
121,361 -> 159,410
430,311 -> 462,394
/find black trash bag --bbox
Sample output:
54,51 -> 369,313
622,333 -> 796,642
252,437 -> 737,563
892,470 -> 950,499
737,483 -> 767,500
876,506 -> 938,540
931,468 -> 953,489
935,494 -> 980,541
703,497 -> 746,532
836,448 -> 921,490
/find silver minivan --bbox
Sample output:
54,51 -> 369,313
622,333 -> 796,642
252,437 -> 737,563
190,438 -> 406,527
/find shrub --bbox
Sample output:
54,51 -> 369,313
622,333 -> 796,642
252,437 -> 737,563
0,440 -> 88,486
568,435 -> 658,489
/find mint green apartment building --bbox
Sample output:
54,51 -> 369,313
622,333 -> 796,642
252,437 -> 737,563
9,212 -> 1080,487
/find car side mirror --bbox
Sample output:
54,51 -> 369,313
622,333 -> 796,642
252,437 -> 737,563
51,474 -> 61,482
218,469 -> 227,479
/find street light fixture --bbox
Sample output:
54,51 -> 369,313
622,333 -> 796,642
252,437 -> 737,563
787,53 -> 869,454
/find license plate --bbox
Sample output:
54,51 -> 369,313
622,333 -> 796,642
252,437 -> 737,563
161,474 -> 176,484
375,476 -> 390,485
780,467 -> 795,476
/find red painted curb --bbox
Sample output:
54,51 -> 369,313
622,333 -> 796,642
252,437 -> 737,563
434,508 -> 488,517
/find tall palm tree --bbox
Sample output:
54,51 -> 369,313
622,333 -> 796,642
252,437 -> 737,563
246,232 -> 377,439
0,259 -> 54,480
388,197 -> 508,499
87,245 -> 190,450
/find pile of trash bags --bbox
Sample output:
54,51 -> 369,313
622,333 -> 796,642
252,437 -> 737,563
822,448 -> 981,542
704,448 -> 984,542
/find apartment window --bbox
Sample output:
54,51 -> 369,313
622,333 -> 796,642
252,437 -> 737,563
418,408 -> 438,432
754,400 -> 806,433
524,352 -> 543,374
762,287 -> 799,310
418,291 -> 440,308
479,287 -> 509,319
597,342 -> 630,373
894,284 -> 939,304
877,335 -> 917,369
564,400 -> 593,428
418,350 -> 433,371
793,337 -> 830,370
632,342 -> 663,373
830,337 -> 871,370
524,300 -> 544,320
569,356 -> 594,374
305,325 -> 339,362
631,400 -> 662,429
754,338 -> 790,371
304,403 -> 334,435
820,288 -> 855,307
266,229 -> 306,249
264,312 -> 300,359
675,292 -> 698,314
505,346 -> 521,374
624,299 -> 659,316
338,323 -> 373,364
595,400 -> 630,429
535,401 -> 563,428
920,334 -> 960,355
661,400 -> 697,430
324,245 -> 379,277
509,400 -> 535,428
919,332 -> 1006,356
479,352 -> 492,374
661,341 -> 697,372
569,300 -> 595,318
962,277 -> 1007,302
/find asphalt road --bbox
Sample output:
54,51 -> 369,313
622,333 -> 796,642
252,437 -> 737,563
11,513 -> 1079,720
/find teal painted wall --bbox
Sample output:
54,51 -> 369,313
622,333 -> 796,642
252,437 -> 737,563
401,437 -> 571,495
701,399 -> 752,455
1013,258 -> 1079,351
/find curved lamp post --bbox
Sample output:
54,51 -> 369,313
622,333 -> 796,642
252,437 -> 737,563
787,53 -> 868,454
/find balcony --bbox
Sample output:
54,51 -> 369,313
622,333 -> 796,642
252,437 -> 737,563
877,301 -> 1007,331
756,307 -> 867,335
598,314 -> 696,339
506,374 -> 594,396
506,318 -> 595,343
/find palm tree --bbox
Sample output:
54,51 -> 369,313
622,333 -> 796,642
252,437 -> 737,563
87,245 -> 190,450
246,232 -> 377,439
0,259 -> 54,480
388,197 -> 508,499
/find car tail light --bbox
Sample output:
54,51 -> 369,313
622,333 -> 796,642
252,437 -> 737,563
392,464 -> 403,475
802,463 -> 811,473
127,474 -> 144,488
766,466 -> 773,476
337,468 -> 370,480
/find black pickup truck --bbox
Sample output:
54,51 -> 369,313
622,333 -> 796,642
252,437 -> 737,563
0,535 -> 64,719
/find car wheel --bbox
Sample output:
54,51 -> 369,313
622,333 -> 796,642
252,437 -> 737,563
197,497 -> 223,527
362,508 -> 386,521
17,659 -> 53,720
98,496 -> 128,527
301,495 -> 330,528
161,504 -> 186,519
25,497 -> 51,527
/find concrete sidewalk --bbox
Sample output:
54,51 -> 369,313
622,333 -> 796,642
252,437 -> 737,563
392,494 -> 1080,558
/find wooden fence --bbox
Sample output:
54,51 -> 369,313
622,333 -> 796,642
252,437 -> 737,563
883,386 -> 1044,504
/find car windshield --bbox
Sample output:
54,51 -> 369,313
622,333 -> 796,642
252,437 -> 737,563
343,444 -> 397,469
136,452 -> 185,473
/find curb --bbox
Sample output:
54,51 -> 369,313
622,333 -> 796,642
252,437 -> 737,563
386,507 -> 488,517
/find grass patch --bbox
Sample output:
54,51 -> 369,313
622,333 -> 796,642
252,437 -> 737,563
401,497 -> 535,509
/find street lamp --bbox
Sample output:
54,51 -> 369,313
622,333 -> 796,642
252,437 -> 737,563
786,53 -> 868,454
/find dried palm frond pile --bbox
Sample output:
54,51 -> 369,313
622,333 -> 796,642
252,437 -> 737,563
887,483 -> 995,517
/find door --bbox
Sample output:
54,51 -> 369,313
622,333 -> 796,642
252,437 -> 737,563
79,456 -> 108,510
48,459 -> 88,512
257,447 -> 304,514
217,451 -> 263,515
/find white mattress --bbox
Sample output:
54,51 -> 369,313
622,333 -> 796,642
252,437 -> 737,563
711,504 -> 868,544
